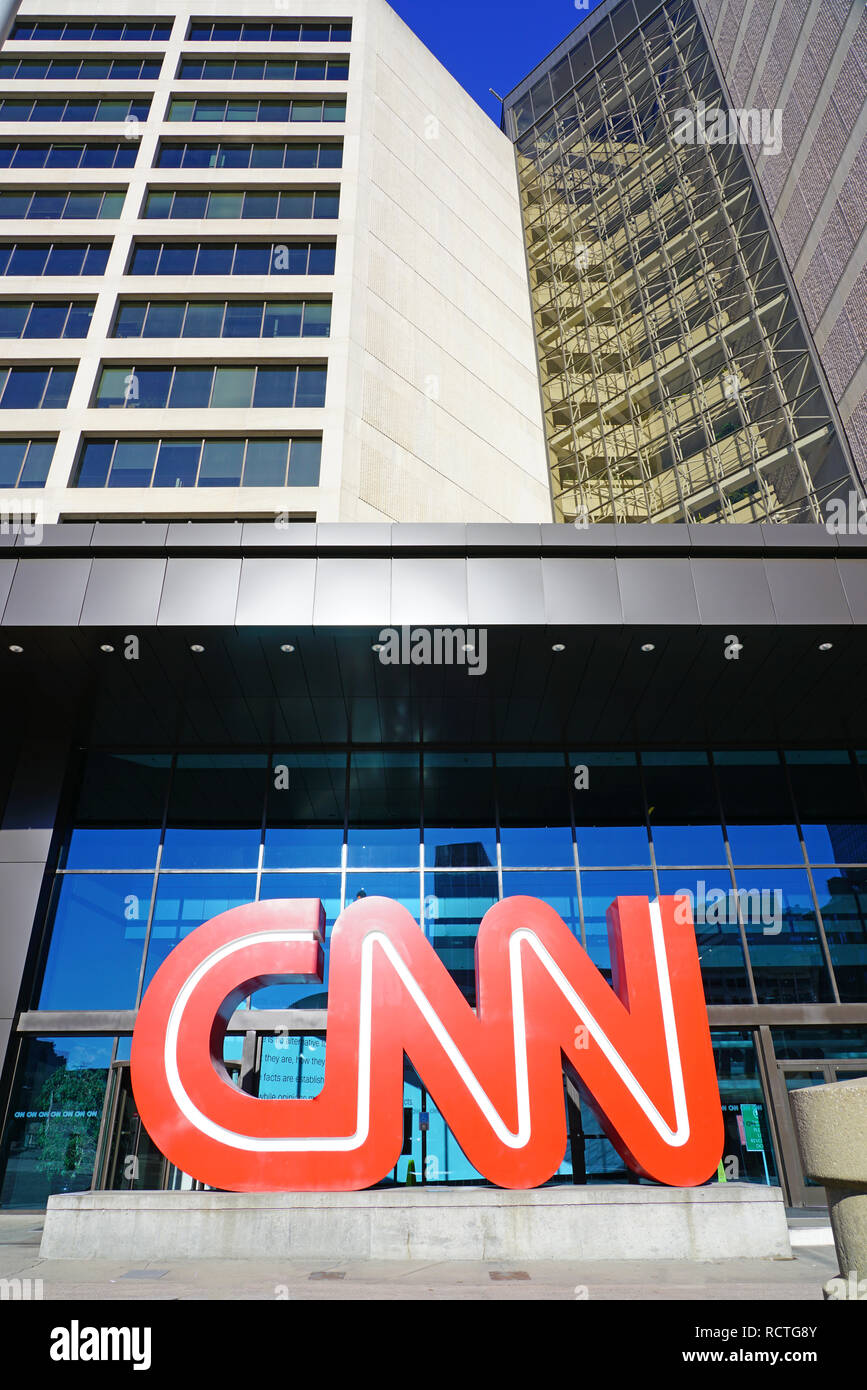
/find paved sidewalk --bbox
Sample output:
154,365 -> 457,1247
0,1211 -> 840,1300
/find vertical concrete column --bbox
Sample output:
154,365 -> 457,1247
789,1077 -> 867,1300
0,739 -> 69,1100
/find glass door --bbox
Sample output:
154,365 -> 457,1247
98,1061 -> 169,1191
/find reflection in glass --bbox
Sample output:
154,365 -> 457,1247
38,874 -> 154,1009
142,874 -> 257,994
736,868 -> 834,1003
577,869 -> 656,979
255,873 -> 341,1007
0,1036 -> 112,1208
809,867 -> 867,1003
657,869 -> 751,1004
424,870 -> 498,1004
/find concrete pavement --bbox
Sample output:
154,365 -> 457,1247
0,1210 -> 841,1300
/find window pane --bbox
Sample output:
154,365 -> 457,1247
0,1036 -> 113,1209
95,100 -> 129,122
1,367 -> 48,408
145,191 -> 173,219
211,365 -> 254,407
423,871 -> 497,1004
152,438 -> 201,487
133,367 -> 172,408
643,751 -> 726,864
158,143 -> 184,168
317,143 -> 342,168
63,303 -> 93,338
222,301 -> 262,337
252,365 -> 292,407
291,103 -> 322,122
313,191 -> 340,219
83,245 -> 109,274
97,191 -> 125,219
283,142 -> 317,168
273,243 -> 310,274
169,100 -> 195,121
16,144 -> 51,167
0,191 -> 32,218
168,366 -> 214,408
195,101 -> 228,122
108,438 -> 157,486
571,751 -> 648,866
225,102 -> 257,122
76,439 -> 113,487
242,437 -> 288,485
207,191 -> 244,219
250,143 -> 283,168
142,302 -> 185,337
39,875 -> 151,1009
0,302 -> 29,337
302,301 -> 331,336
19,439 -> 54,484
279,191 -> 313,218
183,301 -> 225,337
0,438 -> 25,483
810,867 -> 867,1003
157,242 -> 196,275
96,368 -> 128,407
294,365 -> 327,406
233,243 -> 270,274
217,145 -> 250,169
41,367 -> 73,407
307,243 -> 335,273
739,867 -> 835,1003
243,191 -> 279,219
21,302 -> 66,338
198,437 -> 245,485
79,145 -> 114,169
171,192 -> 208,219
143,874 -> 257,990
114,301 -> 147,337
194,243 -> 234,274
7,243 -> 49,276
423,753 -> 496,865
263,301 -> 302,337
129,243 -> 160,275
288,437 -> 320,484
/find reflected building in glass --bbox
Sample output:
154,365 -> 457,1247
503,0 -> 861,523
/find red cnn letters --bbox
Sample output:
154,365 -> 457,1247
130,894 -> 723,1191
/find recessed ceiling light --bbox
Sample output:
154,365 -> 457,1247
462,643 -> 475,653
190,643 -> 205,653
99,643 -> 114,653
372,643 -> 384,652
8,644 -> 22,654
641,643 -> 656,652
280,644 -> 295,653
819,642 -> 833,651
552,643 -> 566,652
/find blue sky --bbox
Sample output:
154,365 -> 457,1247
388,0 -> 605,125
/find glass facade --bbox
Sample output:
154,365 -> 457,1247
506,0 -> 857,522
1,743 -> 864,1205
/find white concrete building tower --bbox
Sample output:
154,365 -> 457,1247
0,0 -> 553,524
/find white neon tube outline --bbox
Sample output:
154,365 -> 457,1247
163,901 -> 690,1154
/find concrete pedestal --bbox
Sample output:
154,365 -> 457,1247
40,1184 -> 791,1262
789,1076 -> 867,1299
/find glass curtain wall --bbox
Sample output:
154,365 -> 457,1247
509,0 -> 855,523
2,744 -> 867,1203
